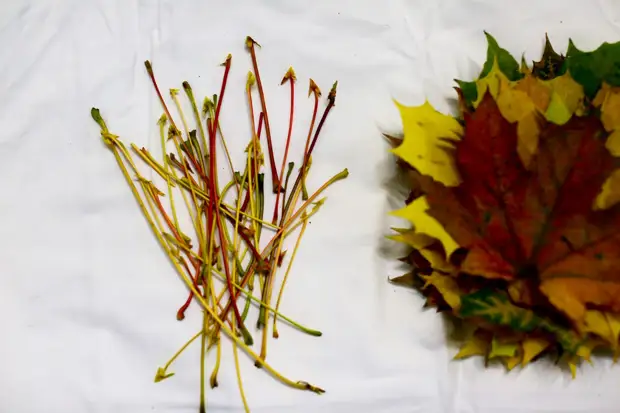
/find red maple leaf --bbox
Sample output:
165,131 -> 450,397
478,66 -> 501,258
414,91 -> 620,322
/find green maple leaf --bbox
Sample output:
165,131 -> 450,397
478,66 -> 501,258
561,39 -> 620,98
459,289 -> 582,353
456,32 -> 522,107
455,79 -> 478,109
479,32 -> 522,81
566,38 -> 582,57
459,289 -> 541,331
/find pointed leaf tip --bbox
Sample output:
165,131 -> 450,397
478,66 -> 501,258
566,38 -> 580,56
281,67 -> 297,85
154,367 -> 175,383
382,132 -> 403,147
532,33 -> 565,80
483,31 -> 497,44
308,79 -> 321,97
389,273 -> 417,288
328,81 -> 338,103
221,53 -> 232,66
245,36 -> 260,49
479,32 -> 521,81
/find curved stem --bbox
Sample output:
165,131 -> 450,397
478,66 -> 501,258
273,214 -> 309,338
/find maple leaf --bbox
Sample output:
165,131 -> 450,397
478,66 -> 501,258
458,289 -> 582,352
593,83 -> 620,156
532,34 -> 566,80
577,310 -> 620,358
459,289 -> 541,332
488,337 -> 521,370
387,33 -> 620,374
454,54 -> 586,168
456,32 -> 523,107
562,39 -> 620,98
391,100 -> 462,186
479,32 -> 522,82
414,91 -> 620,324
420,272 -> 462,309
388,272 -> 420,289
391,191 -> 460,258
521,336 -> 550,366
454,329 -> 491,360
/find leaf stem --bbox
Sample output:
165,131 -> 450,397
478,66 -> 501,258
215,168 -> 348,331
283,82 -> 337,220
92,120 -> 325,395
245,36 -> 281,192
144,61 -> 179,132
155,330 -> 202,382
302,80 -> 321,200
182,80 -> 209,171
273,211 -> 310,338
273,68 -> 296,224
205,58 -> 253,345
281,162 -> 296,230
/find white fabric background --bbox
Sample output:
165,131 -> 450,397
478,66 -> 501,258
2,0 -> 620,412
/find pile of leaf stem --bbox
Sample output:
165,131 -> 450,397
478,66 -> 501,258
91,37 -> 347,412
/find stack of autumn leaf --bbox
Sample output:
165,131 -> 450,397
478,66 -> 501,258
387,33 -> 620,376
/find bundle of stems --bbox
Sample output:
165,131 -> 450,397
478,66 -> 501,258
90,37 -> 348,412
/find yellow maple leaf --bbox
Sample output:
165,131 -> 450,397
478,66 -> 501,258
593,83 -> 620,210
578,310 -> 620,359
521,337 -> 550,367
594,169 -> 620,210
489,337 -> 518,358
473,58 -> 509,107
608,313 -> 620,361
592,82 -> 620,135
454,330 -> 491,360
420,272 -> 462,309
503,353 -> 522,371
544,91 -> 572,125
488,337 -> 522,371
387,227 -> 435,249
391,197 -> 460,258
543,71 -> 585,124
489,70 -> 584,168
562,340 -> 600,380
602,131 -> 620,159
579,310 -> 613,343
387,227 -> 455,273
391,100 -> 463,186
576,339 -> 601,364
421,248 -> 455,274
568,356 -> 579,379
513,74 -> 551,112
495,78 -> 540,168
